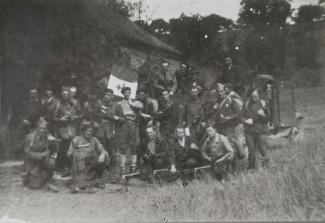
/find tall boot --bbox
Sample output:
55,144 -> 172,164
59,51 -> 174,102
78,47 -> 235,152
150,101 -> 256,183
130,154 -> 137,173
120,154 -> 126,176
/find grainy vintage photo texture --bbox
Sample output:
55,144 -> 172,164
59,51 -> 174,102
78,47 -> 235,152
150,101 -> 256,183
0,0 -> 324,222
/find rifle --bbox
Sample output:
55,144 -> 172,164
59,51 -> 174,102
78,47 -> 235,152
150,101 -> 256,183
106,171 -> 141,192
152,153 -> 231,181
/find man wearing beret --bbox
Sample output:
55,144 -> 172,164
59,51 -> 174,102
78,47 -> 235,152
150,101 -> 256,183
68,120 -> 109,193
94,88 -> 121,175
116,86 -> 143,175
54,86 -> 82,177
23,118 -> 58,192
242,88 -> 271,170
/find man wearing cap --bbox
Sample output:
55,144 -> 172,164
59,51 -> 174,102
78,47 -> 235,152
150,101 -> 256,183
175,64 -> 189,96
184,86 -> 205,145
242,88 -> 271,170
136,88 -> 159,157
68,120 -> 109,193
221,57 -> 246,96
23,118 -> 58,192
156,61 -> 178,96
116,86 -> 143,174
21,88 -> 43,132
41,86 -> 60,135
94,88 -> 120,174
212,83 -> 246,160
54,86 -> 82,176
200,125 -> 234,181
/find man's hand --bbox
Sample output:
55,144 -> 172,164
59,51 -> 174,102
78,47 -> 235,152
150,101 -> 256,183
60,116 -> 69,122
223,116 -> 231,121
169,91 -> 174,96
23,119 -> 31,126
204,157 -> 212,163
42,150 -> 50,158
113,115 -> 120,121
257,109 -> 265,117
47,135 -> 56,141
170,165 -> 176,173
244,118 -> 253,125
190,143 -> 198,150
213,103 -> 219,110
98,152 -> 107,163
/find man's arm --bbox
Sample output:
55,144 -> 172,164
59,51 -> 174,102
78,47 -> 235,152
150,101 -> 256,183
220,134 -> 234,159
24,135 -> 47,160
170,72 -> 178,95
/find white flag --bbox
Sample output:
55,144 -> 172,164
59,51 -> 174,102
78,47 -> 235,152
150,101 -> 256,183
107,64 -> 139,99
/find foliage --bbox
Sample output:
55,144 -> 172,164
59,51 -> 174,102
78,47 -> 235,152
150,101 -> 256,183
294,4 -> 324,24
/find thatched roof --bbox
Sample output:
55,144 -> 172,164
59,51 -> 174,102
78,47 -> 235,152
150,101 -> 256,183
107,10 -> 182,56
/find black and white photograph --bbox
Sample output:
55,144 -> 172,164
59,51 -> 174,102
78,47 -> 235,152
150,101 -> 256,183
0,0 -> 324,222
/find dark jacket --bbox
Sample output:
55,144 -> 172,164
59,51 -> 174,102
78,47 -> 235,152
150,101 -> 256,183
242,99 -> 270,134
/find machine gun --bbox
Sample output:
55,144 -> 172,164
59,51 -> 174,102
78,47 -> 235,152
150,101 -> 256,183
106,171 -> 141,192
152,153 -> 231,184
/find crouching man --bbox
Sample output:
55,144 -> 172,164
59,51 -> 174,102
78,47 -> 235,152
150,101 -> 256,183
170,127 -> 202,170
23,118 -> 58,192
200,125 -> 234,181
67,121 -> 109,193
141,126 -> 174,183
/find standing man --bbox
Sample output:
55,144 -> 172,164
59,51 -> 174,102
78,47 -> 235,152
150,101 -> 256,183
21,88 -> 43,133
116,86 -> 143,174
157,89 -> 184,138
41,86 -> 59,135
136,88 -> 159,158
213,83 -> 245,159
23,118 -> 58,192
184,86 -> 205,145
68,120 -> 109,193
200,126 -> 234,181
220,57 -> 245,96
242,89 -> 271,170
16,88 -> 43,158
156,62 -> 178,96
94,88 -> 120,175
54,86 -> 81,176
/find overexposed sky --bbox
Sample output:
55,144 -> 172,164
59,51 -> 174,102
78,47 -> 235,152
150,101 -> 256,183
127,0 -> 319,22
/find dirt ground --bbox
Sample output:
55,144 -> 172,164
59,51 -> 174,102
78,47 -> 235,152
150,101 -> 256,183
0,87 -> 324,223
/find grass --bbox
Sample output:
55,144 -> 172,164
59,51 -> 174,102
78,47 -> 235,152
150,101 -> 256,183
135,87 -> 325,222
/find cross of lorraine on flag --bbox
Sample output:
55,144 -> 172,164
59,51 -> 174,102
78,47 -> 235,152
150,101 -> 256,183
107,64 -> 139,99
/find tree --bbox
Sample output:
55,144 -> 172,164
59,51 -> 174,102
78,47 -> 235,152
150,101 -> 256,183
294,5 -> 324,23
237,0 -> 292,75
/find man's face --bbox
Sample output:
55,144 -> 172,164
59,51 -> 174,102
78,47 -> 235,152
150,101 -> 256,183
103,92 -> 113,103
206,127 -> 216,138
146,128 -> 155,141
162,91 -> 170,101
45,90 -> 53,98
137,92 -> 146,101
70,87 -> 77,98
175,128 -> 185,138
84,128 -> 94,139
62,90 -> 71,101
251,93 -> 259,103
224,57 -> 232,66
162,63 -> 169,73
190,88 -> 199,98
217,88 -> 226,99
123,90 -> 131,100
37,125 -> 47,135
29,91 -> 38,101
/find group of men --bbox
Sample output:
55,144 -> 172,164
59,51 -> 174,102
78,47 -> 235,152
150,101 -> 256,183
19,57 -> 271,193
